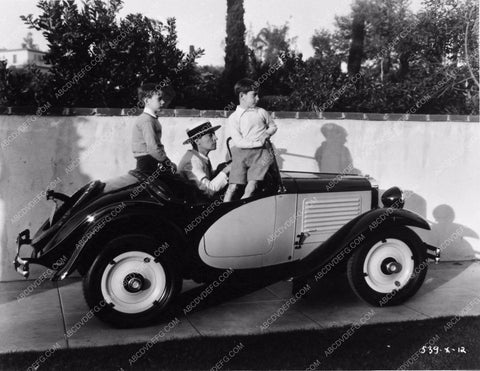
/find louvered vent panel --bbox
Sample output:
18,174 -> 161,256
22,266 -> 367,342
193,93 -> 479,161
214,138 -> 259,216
302,196 -> 362,233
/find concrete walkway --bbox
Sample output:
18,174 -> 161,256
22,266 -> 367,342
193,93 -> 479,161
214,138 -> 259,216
1,261 -> 479,354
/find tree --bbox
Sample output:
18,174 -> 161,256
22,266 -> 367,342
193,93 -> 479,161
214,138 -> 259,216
20,0 -> 203,107
181,65 -> 225,109
311,29 -> 345,63
247,22 -> 299,102
411,0 -> 479,113
0,60 -> 7,106
287,0 -> 478,114
347,10 -> 365,75
0,63 -> 44,106
221,0 -> 248,104
21,32 -> 39,50
250,23 -> 296,65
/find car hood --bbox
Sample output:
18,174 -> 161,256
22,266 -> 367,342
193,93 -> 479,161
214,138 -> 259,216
281,171 -> 372,193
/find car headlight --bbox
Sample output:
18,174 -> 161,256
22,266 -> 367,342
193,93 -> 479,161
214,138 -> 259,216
381,187 -> 404,208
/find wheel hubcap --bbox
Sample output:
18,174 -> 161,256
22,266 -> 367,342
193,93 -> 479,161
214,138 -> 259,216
123,273 -> 145,293
380,258 -> 403,275
363,238 -> 414,293
101,251 -> 167,314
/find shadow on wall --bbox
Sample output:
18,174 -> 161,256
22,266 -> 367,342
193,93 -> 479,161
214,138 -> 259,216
314,123 -> 362,175
379,190 -> 478,261
403,191 -> 427,218
0,116 -> 91,281
311,124 -> 478,262
0,149 -> 7,280
429,204 -> 479,260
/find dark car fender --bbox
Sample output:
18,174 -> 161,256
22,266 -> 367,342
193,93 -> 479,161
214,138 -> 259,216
295,207 -> 431,279
51,202 -> 186,281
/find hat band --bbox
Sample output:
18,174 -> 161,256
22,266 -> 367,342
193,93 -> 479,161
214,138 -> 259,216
187,122 -> 212,139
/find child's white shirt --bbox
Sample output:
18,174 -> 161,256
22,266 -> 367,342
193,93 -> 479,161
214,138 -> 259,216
228,106 -> 277,148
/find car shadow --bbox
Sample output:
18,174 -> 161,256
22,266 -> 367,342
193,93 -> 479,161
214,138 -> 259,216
169,257 -> 477,318
299,261 -> 477,306
170,275 -> 284,315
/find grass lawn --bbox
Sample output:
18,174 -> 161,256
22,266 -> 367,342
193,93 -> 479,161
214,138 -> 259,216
1,316 -> 479,370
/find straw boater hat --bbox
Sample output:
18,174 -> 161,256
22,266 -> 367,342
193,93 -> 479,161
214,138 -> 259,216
183,121 -> 221,145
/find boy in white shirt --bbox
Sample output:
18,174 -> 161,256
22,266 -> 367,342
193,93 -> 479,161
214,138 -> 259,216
223,78 -> 277,201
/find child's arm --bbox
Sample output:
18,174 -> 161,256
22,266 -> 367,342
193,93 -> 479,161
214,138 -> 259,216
262,109 -> 277,137
141,119 -> 170,163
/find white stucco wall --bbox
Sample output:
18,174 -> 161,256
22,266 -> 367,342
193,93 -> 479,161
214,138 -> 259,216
0,115 -> 479,281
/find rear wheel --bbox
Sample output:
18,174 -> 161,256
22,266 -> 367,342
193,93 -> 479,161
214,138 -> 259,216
83,234 -> 180,328
347,227 -> 427,306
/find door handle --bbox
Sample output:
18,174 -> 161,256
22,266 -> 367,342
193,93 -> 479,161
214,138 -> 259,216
294,232 -> 311,249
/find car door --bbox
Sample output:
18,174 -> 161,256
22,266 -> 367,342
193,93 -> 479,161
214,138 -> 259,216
261,193 -> 298,267
200,196 -> 276,269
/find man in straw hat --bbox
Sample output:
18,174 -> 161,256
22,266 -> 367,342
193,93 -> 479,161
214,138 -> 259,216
178,121 -> 231,199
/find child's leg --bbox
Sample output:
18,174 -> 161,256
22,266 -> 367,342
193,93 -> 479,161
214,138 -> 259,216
223,183 -> 238,202
242,180 -> 258,199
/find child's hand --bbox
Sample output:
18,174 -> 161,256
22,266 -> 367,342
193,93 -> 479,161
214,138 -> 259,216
259,132 -> 270,144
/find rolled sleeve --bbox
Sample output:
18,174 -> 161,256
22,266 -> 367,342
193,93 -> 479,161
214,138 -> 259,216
186,157 -> 228,197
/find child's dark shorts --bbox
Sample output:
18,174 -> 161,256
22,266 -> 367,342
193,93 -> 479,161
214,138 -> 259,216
229,145 -> 273,184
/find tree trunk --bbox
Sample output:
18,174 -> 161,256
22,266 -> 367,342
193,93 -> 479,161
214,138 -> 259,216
398,52 -> 409,79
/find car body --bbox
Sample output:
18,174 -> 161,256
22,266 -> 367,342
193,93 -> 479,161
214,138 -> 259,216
14,155 -> 440,327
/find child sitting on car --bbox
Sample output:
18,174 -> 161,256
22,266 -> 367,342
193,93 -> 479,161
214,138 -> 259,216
223,78 -> 277,202
131,83 -> 176,176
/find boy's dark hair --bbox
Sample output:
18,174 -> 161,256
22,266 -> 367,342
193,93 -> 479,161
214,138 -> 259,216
138,82 -> 176,104
234,78 -> 258,97
138,83 -> 158,102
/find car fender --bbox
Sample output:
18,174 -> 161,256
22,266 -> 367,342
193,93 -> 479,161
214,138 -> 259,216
295,208 -> 431,278
51,202 -> 185,280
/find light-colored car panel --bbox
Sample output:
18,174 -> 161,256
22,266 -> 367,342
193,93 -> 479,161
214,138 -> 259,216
262,194 -> 298,267
200,197 -> 276,269
293,191 -> 371,260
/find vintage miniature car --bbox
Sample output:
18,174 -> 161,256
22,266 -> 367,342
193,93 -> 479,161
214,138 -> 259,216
14,146 -> 440,328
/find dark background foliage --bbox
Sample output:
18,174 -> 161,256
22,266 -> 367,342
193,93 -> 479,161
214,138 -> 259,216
0,0 -> 478,114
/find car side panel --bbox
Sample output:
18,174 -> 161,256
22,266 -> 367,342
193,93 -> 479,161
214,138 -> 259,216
51,202 -> 185,280
294,207 -> 431,279
293,191 -> 371,260
200,197 -> 276,269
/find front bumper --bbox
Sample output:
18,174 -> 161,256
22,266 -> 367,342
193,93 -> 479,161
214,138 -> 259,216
13,229 -> 33,278
425,243 -> 441,263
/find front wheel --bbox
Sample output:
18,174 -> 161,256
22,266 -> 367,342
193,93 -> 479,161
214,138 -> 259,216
347,227 -> 427,306
83,234 -> 180,328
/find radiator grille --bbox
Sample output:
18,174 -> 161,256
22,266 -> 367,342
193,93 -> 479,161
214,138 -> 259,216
302,196 -> 362,234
